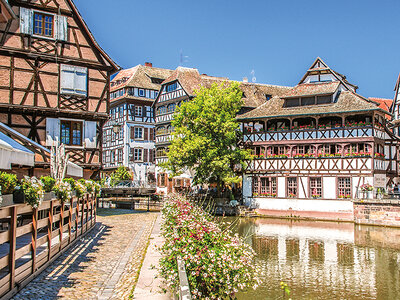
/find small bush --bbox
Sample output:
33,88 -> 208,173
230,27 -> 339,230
54,181 -> 73,203
110,166 -> 132,186
0,172 -> 18,195
40,176 -> 55,193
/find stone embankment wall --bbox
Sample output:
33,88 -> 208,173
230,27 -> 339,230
353,200 -> 400,227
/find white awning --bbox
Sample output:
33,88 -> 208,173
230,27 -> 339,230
67,161 -> 83,178
0,132 -> 35,169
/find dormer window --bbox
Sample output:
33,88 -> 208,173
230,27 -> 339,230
151,77 -> 164,84
34,12 -> 53,37
284,95 -> 333,107
166,82 -> 178,92
265,94 -> 272,101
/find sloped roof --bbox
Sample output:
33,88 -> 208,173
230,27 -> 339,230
283,82 -> 340,98
238,91 -> 384,120
111,65 -> 174,91
161,66 -> 291,108
68,0 -> 119,72
369,97 -> 393,113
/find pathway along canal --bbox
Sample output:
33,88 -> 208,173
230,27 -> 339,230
223,217 -> 400,300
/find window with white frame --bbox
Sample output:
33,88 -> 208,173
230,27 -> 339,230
135,106 -> 143,116
338,177 -> 351,198
138,89 -> 145,97
134,127 -> 143,140
134,148 -> 143,161
60,64 -> 88,96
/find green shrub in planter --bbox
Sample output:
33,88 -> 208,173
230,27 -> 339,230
79,179 -> 94,194
0,172 -> 18,195
53,181 -> 73,203
63,178 -> 86,198
20,176 -> 45,208
40,176 -> 55,193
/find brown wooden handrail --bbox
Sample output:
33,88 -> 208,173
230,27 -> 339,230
0,194 -> 97,299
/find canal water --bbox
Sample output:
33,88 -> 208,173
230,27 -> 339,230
225,217 -> 400,300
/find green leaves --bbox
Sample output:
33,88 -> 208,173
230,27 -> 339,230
163,82 -> 250,187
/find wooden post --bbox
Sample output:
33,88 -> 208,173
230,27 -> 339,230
9,206 -> 17,290
32,207 -> 38,273
48,201 -> 53,260
75,198 -> 79,238
85,195 -> 89,232
80,198 -> 84,234
68,198 -> 72,243
59,202 -> 64,250
94,196 -> 97,224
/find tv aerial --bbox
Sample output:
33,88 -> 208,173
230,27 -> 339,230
251,69 -> 256,83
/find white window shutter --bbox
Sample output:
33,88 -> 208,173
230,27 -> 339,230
60,64 -> 75,94
84,121 -> 97,148
55,15 -> 68,41
20,7 -> 33,35
74,66 -> 88,96
46,118 -> 60,146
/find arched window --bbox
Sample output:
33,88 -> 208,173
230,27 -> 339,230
156,126 -> 166,136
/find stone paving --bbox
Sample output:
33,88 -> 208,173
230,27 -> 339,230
12,209 -> 158,300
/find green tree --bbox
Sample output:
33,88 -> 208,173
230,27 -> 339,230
162,82 -> 251,194
110,166 -> 133,186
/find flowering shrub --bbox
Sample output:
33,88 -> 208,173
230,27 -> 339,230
53,181 -> 73,203
79,179 -> 94,194
20,176 -> 44,208
345,121 -> 372,127
345,152 -> 371,158
63,178 -> 87,198
292,124 -> 314,130
266,154 -> 288,159
159,195 -> 259,299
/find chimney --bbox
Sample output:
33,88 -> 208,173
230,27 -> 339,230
145,62 -> 153,67
243,77 -> 248,83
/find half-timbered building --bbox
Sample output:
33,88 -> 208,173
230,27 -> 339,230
154,66 -> 290,194
103,63 -> 173,186
238,57 -> 397,220
0,0 -> 119,178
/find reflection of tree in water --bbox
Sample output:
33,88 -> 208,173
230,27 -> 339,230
375,249 -> 400,300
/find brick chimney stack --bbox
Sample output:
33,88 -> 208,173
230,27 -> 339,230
145,62 -> 153,67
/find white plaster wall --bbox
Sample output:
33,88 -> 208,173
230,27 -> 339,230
277,177 -> 286,198
255,198 -> 353,213
323,177 -> 336,199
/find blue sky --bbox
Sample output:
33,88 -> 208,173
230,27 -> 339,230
76,0 -> 400,99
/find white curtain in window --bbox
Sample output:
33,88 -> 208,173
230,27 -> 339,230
84,121 -> 97,149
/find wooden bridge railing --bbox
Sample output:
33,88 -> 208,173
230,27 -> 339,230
0,194 -> 97,299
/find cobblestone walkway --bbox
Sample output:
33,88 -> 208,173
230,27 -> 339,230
12,209 -> 158,300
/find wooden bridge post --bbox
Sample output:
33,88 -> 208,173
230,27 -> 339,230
59,201 -> 64,250
32,207 -> 38,273
68,198 -> 72,243
9,206 -> 17,290
80,198 -> 84,234
85,195 -> 89,232
48,200 -> 53,261
75,198 -> 79,239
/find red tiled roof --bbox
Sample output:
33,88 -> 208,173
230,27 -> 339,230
369,97 -> 393,112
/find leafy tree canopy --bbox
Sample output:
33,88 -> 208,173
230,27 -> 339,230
161,81 -> 251,189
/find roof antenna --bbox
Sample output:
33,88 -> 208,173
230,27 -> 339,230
251,69 -> 256,83
179,49 -> 189,66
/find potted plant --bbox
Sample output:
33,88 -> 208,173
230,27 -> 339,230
40,176 -> 56,201
0,172 -> 18,207
360,183 -> 374,199
18,176 -> 45,208
53,181 -> 73,204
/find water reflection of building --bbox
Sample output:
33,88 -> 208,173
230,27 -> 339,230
251,218 -> 378,299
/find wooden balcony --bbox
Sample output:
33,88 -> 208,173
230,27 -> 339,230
245,156 -> 389,173
243,125 -> 388,143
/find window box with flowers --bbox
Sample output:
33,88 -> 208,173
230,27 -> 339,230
374,153 -> 385,159
293,153 -> 315,159
338,194 -> 352,199
311,193 -> 321,199
288,193 -> 296,198
345,152 -> 372,158
292,124 -> 315,130
266,154 -> 288,159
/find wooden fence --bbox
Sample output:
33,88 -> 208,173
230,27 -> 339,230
0,194 -> 97,299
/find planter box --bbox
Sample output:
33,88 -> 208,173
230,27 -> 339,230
0,194 -> 13,207
43,191 -> 56,201
13,190 -> 25,204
